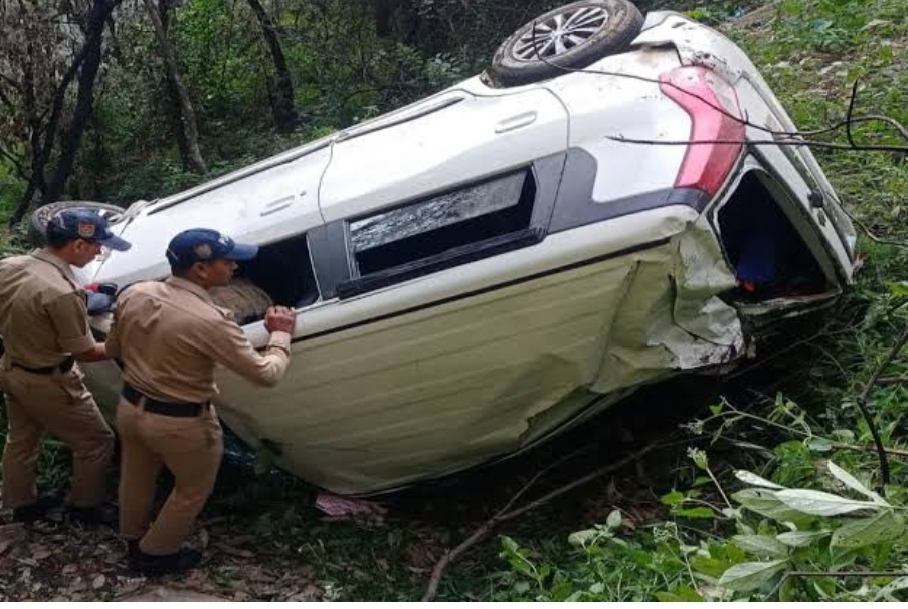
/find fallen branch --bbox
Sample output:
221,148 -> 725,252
767,568 -> 908,599
838,204 -> 908,249
605,135 -> 908,154
857,322 -> 908,491
703,398 -> 908,459
787,570 -> 908,578
877,375 -> 908,386
421,439 -> 666,601
528,26 -> 908,146
834,442 -> 908,458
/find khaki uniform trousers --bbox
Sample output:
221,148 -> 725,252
0,363 -> 114,509
117,398 -> 223,555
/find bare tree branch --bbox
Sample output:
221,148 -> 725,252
422,438 -> 668,601
856,322 -> 908,491
605,135 -> 908,154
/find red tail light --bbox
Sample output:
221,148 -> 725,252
660,66 -> 744,197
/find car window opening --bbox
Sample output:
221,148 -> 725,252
350,170 -> 536,277
718,172 -> 829,303
212,233 -> 318,326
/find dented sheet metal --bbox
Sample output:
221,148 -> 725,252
199,215 -> 744,495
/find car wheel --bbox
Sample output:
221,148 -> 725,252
28,201 -> 125,246
488,0 -> 644,87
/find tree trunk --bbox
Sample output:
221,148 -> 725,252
370,0 -> 397,37
369,0 -> 419,43
158,0 -> 193,169
245,0 -> 297,132
43,10 -> 105,203
8,0 -> 123,226
141,0 -> 207,174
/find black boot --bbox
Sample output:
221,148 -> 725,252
68,502 -> 118,527
132,548 -> 202,577
11,490 -> 65,523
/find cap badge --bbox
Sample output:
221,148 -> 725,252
194,243 -> 213,259
77,222 -> 96,238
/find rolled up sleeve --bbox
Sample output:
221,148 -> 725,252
208,318 -> 291,387
46,293 -> 95,355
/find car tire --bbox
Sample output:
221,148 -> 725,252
28,201 -> 125,246
488,0 -> 644,87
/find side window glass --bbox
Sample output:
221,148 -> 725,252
349,169 -> 536,277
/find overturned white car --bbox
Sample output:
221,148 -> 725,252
41,1 -> 856,494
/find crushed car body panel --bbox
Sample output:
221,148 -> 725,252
202,206 -> 746,494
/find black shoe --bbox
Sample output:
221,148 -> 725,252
11,491 -> 65,523
132,548 -> 202,576
68,502 -> 118,527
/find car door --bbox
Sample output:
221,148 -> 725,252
319,86 -> 569,224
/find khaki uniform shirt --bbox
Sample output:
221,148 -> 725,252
0,250 -> 95,367
106,276 -> 291,403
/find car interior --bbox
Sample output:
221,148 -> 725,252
717,172 -> 830,303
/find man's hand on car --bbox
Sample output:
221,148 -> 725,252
264,306 -> 296,334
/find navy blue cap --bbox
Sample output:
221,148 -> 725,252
166,228 -> 258,268
47,208 -> 131,252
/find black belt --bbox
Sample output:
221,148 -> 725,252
122,382 -> 207,418
11,356 -> 75,375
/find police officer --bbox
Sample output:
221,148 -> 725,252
106,228 -> 295,576
0,208 -> 132,524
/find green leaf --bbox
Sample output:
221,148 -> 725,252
812,578 -> 837,599
831,510 -> 905,549
874,576 -> 908,601
500,535 -> 520,553
735,470 -> 785,489
826,461 -> 888,504
675,507 -> 715,519
661,491 -> 685,506
779,576 -> 797,601
732,489 -> 809,523
709,403 -> 724,416
567,529 -> 598,547
718,559 -> 789,591
775,489 -> 882,516
606,509 -> 622,528
675,585 -> 704,601
775,530 -> 830,547
656,585 -> 704,602
806,437 -> 833,453
732,535 -> 788,557
691,555 -> 731,578
550,581 -> 575,602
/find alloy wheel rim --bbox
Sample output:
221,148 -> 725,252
512,6 -> 610,61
